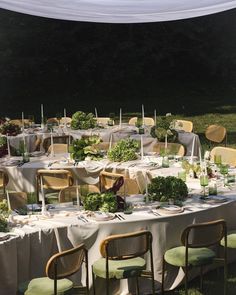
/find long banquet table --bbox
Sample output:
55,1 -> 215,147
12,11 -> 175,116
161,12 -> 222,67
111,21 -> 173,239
1,182 -> 236,295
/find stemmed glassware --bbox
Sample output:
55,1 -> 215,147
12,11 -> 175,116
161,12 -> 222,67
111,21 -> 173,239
220,164 -> 229,186
200,174 -> 209,197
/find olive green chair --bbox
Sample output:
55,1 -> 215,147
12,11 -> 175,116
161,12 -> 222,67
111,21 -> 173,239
162,219 -> 227,295
92,230 -> 155,295
19,243 -> 89,295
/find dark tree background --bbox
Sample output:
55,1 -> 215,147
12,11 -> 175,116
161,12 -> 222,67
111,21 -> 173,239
0,8 -> 236,120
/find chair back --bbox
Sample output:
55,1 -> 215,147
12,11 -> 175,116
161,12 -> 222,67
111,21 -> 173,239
205,125 -> 226,143
96,117 -> 114,126
175,120 -> 193,132
152,142 -> 185,156
100,230 -> 152,260
8,192 -> 27,210
46,118 -> 59,125
181,219 -> 227,248
210,146 -> 236,167
59,185 -> 100,203
37,169 -> 73,190
43,135 -> 72,152
100,171 -> 124,192
9,119 -> 30,127
129,117 -> 154,126
60,117 -> 72,125
46,243 -> 87,280
0,170 -> 9,192
48,144 -> 68,154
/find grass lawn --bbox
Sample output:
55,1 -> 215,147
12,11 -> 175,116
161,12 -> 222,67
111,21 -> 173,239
166,262 -> 236,295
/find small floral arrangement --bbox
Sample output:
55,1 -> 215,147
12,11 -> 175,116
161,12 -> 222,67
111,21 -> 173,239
69,135 -> 103,161
71,111 -> 96,130
0,122 -> 21,136
150,116 -> 178,142
108,138 -> 139,162
0,199 -> 10,232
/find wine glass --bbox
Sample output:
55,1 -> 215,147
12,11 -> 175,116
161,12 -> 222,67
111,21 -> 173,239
220,164 -> 229,185
200,174 -> 209,197
214,154 -> 222,166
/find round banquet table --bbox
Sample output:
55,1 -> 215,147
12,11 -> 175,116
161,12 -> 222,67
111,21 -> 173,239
1,192 -> 236,295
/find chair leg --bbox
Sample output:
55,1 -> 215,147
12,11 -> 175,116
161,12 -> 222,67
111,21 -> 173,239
106,277 -> 109,295
224,258 -> 228,295
92,267 -> 96,295
135,277 -> 140,295
200,266 -> 203,292
185,267 -> 188,295
161,257 -> 165,295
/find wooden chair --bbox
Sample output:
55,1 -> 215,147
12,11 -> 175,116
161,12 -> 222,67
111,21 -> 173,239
0,170 -> 9,193
96,117 -> 114,126
7,191 -> 27,210
174,120 -> 193,132
129,117 -> 155,126
20,243 -> 89,295
60,117 -> 72,125
59,184 -> 100,203
99,171 -> 140,195
162,219 -> 227,295
205,125 -> 227,146
46,118 -> 59,125
9,119 -> 31,127
152,142 -> 185,156
42,135 -> 72,152
92,230 -> 155,295
48,143 -> 68,154
210,147 -> 236,167
36,169 -> 73,202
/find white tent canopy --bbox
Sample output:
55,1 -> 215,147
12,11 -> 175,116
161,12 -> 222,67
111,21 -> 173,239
0,0 -> 236,23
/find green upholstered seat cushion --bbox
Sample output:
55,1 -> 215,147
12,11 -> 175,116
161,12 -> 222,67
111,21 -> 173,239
221,231 -> 236,248
24,277 -> 73,295
164,246 -> 216,267
92,257 -> 146,279
18,281 -> 30,294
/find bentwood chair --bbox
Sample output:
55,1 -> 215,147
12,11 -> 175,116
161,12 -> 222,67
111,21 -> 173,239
129,117 -> 155,126
205,125 -> 227,146
9,119 -> 31,127
174,120 -> 193,133
60,117 -> 72,126
42,135 -> 72,153
20,243 -> 89,295
92,230 -> 155,295
59,184 -> 100,203
0,170 -> 9,194
48,143 -> 68,154
99,171 -> 140,195
7,191 -> 27,210
96,117 -> 114,126
152,142 -> 185,156
210,147 -> 236,167
46,117 -> 59,125
36,169 -> 73,202
162,219 -> 227,295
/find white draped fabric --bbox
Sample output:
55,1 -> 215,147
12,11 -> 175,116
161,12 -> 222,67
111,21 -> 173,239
0,0 -> 236,23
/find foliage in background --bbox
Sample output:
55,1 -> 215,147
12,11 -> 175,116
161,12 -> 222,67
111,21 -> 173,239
83,192 -> 117,212
69,135 -> 103,161
71,111 -> 96,130
108,138 -> 139,162
148,176 -> 188,202
0,137 -> 7,158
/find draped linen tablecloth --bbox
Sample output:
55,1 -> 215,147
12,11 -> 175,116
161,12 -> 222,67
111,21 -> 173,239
1,192 -> 236,295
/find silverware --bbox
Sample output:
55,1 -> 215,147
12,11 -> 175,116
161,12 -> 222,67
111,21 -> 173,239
117,213 -> 125,220
115,214 -> 122,220
77,216 -> 87,223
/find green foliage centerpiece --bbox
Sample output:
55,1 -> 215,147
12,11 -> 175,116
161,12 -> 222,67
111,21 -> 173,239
150,116 -> 178,142
108,138 -> 139,162
69,135 -> 103,161
0,122 -> 21,136
71,111 -> 96,130
83,192 -> 117,213
0,199 -> 10,232
148,176 -> 188,203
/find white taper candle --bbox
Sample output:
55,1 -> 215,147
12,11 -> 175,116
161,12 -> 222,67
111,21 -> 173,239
141,135 -> 144,160
119,108 -> 122,129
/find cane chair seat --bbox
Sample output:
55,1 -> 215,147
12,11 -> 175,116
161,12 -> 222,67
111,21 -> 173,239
129,117 -> 154,126
46,118 -> 59,125
174,120 -> 193,132
37,169 -> 73,190
59,185 -> 100,203
210,147 -> 236,167
221,231 -> 236,248
205,125 -> 226,143
60,117 -> 72,125
96,117 -> 114,125
164,246 -> 216,267
42,135 -> 72,152
152,142 -> 185,156
48,144 -> 68,154
9,119 -> 30,127
8,192 -> 27,210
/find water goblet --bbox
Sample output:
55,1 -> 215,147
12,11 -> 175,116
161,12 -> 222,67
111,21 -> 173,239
200,174 -> 209,197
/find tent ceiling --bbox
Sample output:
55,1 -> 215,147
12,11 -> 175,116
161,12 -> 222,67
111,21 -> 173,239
0,0 -> 236,23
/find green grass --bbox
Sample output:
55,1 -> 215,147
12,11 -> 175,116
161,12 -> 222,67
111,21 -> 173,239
166,262 -> 236,295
